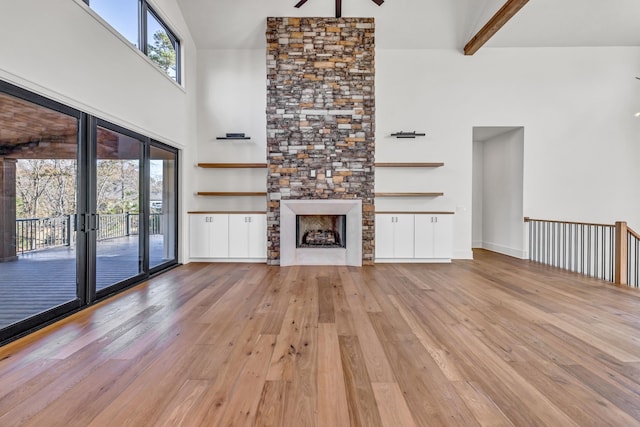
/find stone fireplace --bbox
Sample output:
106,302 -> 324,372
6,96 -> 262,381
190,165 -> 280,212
280,199 -> 362,266
297,214 -> 346,248
266,17 -> 375,265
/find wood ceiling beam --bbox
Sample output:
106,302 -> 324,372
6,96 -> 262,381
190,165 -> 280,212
464,0 -> 529,56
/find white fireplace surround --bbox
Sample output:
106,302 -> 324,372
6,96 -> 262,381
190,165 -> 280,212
280,199 -> 362,266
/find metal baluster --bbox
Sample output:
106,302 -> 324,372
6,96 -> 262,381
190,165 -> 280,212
609,227 -> 614,282
562,223 -> 570,270
546,221 -> 550,265
529,220 -> 533,260
586,225 -> 591,277
634,239 -> 640,288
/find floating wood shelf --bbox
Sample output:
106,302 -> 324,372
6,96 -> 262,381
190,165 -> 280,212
375,162 -> 444,168
376,211 -> 454,214
188,211 -> 267,214
197,163 -> 267,168
375,192 -> 444,197
215,137 -> 251,140
196,192 -> 267,197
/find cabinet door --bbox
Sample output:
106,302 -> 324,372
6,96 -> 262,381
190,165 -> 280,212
375,214 -> 395,258
228,214 -> 249,258
247,214 -> 267,258
394,214 -> 415,258
189,215 -> 210,258
209,214 -> 229,258
414,215 -> 435,258
432,215 -> 453,259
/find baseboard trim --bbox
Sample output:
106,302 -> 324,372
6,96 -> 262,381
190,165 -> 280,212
481,242 -> 526,259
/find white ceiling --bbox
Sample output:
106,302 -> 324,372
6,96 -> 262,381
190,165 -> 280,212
176,0 -> 640,50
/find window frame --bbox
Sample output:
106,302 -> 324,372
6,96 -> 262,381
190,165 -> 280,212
82,0 -> 181,84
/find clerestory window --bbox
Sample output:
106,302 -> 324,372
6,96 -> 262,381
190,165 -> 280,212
83,0 -> 181,83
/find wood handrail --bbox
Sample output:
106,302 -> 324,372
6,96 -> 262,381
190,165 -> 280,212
628,226 -> 640,241
523,217 -> 614,228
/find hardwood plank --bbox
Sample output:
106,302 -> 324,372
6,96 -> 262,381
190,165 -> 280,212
388,295 -> 464,381
17,360 -> 131,427
1,250 -> 640,426
258,267 -> 300,335
511,360 -> 640,426
217,334 -> 277,426
338,268 -> 395,383
180,314 -> 273,425
317,275 -> 336,323
280,271 -> 319,426
332,278 -> 357,337
266,276 -> 317,382
451,381 -> 515,427
84,327 -> 207,426
155,379 -> 211,427
255,381 -> 288,427
339,335 -> 384,427
317,324 -> 350,427
371,382 -> 418,427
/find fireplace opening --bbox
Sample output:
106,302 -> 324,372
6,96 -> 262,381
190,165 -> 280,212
296,215 -> 347,248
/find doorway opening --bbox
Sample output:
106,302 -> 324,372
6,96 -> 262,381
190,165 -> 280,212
472,127 -> 526,259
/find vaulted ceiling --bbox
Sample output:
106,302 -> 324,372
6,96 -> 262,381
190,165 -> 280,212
176,0 -> 640,50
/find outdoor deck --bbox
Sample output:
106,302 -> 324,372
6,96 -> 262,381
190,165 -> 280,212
0,235 -> 168,329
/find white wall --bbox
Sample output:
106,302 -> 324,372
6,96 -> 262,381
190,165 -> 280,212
376,47 -> 640,258
0,0 -> 196,148
0,0 -> 199,262
479,128 -> 525,258
192,49 -> 267,213
193,46 -> 640,259
472,140 -> 484,247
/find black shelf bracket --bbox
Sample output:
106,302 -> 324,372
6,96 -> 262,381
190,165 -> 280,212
216,132 -> 250,140
391,131 -> 426,139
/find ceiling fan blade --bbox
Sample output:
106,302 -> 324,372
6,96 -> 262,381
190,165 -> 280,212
371,0 -> 384,5
294,0 -> 309,8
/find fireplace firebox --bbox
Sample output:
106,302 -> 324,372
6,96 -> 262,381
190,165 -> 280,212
296,215 -> 346,248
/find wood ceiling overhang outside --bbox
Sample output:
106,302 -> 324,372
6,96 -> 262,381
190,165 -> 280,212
464,0 -> 529,55
0,93 -> 172,160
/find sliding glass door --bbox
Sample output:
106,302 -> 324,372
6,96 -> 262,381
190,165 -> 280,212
94,123 -> 144,293
0,81 -> 179,345
0,89 -> 83,341
149,142 -> 178,272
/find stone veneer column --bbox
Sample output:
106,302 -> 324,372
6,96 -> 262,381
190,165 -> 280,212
0,158 -> 17,262
266,17 -> 375,265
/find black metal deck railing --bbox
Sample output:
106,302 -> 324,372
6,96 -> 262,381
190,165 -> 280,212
16,213 -> 162,254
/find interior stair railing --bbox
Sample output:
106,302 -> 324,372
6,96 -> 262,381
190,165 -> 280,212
525,218 -> 639,288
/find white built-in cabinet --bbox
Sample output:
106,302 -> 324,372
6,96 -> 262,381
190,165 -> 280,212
228,214 -> 267,259
189,214 -> 229,258
189,213 -> 266,261
375,213 -> 453,262
375,214 -> 415,259
414,214 -> 453,259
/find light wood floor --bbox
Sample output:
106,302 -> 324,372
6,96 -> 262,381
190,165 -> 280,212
2,250 -> 640,426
